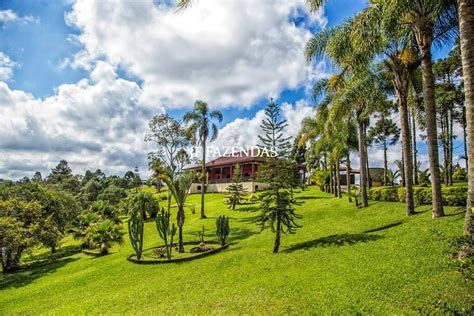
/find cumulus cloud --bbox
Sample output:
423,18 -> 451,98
209,99 -> 314,157
65,0 -> 325,108
0,52 -> 17,81
0,9 -> 39,24
0,62 -> 161,179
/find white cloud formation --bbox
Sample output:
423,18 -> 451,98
0,9 -> 38,24
65,0 -> 325,108
0,52 -> 16,81
210,99 -> 314,155
0,62 -> 161,179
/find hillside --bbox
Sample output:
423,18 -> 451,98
0,186 -> 472,314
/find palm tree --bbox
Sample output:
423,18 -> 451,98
348,2 -> 418,216
84,220 -> 124,256
164,170 -> 194,253
183,100 -> 223,219
458,0 -> 474,252
397,0 -> 458,218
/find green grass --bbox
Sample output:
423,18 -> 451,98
1,186 -> 472,314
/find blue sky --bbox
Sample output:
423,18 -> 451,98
0,0 -> 460,179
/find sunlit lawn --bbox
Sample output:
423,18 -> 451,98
0,186 -> 472,314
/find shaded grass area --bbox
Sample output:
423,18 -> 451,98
0,186 -> 472,314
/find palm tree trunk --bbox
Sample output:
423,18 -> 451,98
459,0 -> 474,249
412,111 -> 418,185
177,206 -> 185,253
449,108 -> 454,186
417,30 -> 444,218
462,102 -> 469,170
336,156 -> 341,198
347,152 -> 352,202
383,139 -> 388,186
358,119 -> 368,207
200,138 -> 206,219
329,163 -> 334,194
395,76 -> 415,216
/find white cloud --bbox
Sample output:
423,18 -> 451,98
0,52 -> 17,81
65,0 -> 326,108
0,9 -> 39,24
0,62 -> 161,179
210,99 -> 314,156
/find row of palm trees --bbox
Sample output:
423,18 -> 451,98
302,0 -> 473,255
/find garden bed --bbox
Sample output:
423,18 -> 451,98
127,241 -> 229,264
81,249 -> 104,257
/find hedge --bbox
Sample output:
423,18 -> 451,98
368,185 -> 468,206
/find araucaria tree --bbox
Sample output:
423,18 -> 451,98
224,164 -> 247,210
258,159 -> 301,253
368,107 -> 400,186
258,99 -> 291,157
183,100 -> 223,219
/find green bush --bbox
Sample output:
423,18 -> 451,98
441,186 -> 468,206
368,185 -> 467,206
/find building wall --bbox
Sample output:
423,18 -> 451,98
188,181 -> 269,194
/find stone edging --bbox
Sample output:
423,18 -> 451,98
127,241 -> 229,264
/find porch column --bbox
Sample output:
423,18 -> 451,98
220,166 -> 223,183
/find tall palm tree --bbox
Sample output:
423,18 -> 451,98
346,2 -> 418,216
397,0 -> 458,218
458,0 -> 474,253
183,100 -> 223,219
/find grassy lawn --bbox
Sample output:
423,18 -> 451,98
0,186 -> 472,314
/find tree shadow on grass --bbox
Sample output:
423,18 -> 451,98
22,244 -> 82,265
0,256 -> 79,290
235,214 -> 261,224
234,204 -> 260,212
229,227 -> 257,244
363,220 -> 404,233
295,196 -> 331,200
283,233 -> 383,253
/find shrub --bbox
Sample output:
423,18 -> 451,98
441,186 -> 468,206
369,185 -> 467,206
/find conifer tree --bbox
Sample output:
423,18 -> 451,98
258,99 -> 291,157
224,164 -> 247,210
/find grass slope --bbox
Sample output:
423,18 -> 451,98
0,187 -> 472,314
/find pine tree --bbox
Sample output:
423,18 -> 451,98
224,164 -> 247,210
258,159 -> 301,253
258,99 -> 291,157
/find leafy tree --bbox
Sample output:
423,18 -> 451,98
32,171 -> 43,182
224,164 -> 247,210
80,178 -> 103,207
97,185 -> 127,206
84,220 -> 124,256
290,136 -> 307,164
47,160 -> 73,184
368,113 -> 400,185
146,114 -> 191,212
89,200 -> 120,224
2,182 -> 80,253
0,199 -> 43,272
183,100 -> 223,219
258,159 -> 301,253
258,99 -> 291,157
